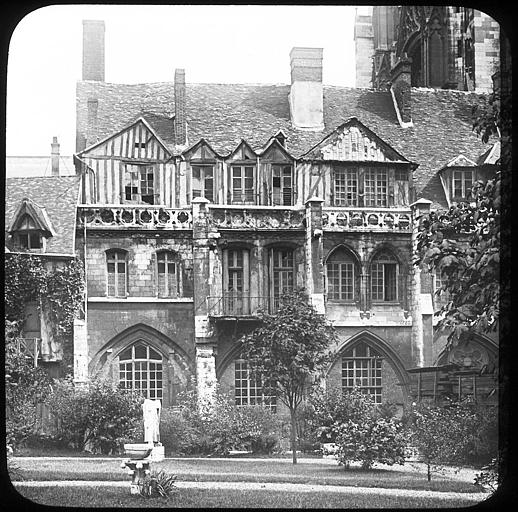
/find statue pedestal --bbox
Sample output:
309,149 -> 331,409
150,444 -> 165,462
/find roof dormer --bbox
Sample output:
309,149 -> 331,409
438,155 -> 479,207
7,197 -> 55,252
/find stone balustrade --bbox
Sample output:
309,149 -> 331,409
207,205 -> 305,230
77,206 -> 193,230
322,207 -> 412,232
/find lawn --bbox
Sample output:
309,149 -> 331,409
10,457 -> 481,494
11,485 -> 484,509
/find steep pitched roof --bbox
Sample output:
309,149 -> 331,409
76,81 -> 494,209
5,176 -> 81,255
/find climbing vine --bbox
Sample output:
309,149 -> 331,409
4,253 -> 85,341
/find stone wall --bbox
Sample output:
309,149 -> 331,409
474,11 -> 500,93
82,233 -> 193,298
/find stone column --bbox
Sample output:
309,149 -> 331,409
410,198 -> 433,367
192,197 -> 217,406
305,197 -> 325,314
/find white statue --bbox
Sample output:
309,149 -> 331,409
142,398 -> 161,444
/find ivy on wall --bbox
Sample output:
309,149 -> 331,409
5,253 -> 85,341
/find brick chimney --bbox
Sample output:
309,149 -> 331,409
174,69 -> 187,146
51,136 -> 60,176
82,20 -> 105,81
289,47 -> 324,131
390,56 -> 412,126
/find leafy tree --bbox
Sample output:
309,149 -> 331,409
239,289 -> 335,463
405,400 -> 496,481
414,86 -> 506,346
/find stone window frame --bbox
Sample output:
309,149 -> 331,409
106,249 -> 128,298
234,359 -> 277,411
269,247 -> 295,312
370,250 -> 399,303
325,247 -> 360,303
342,342 -> 383,404
156,250 -> 181,298
119,341 -> 163,400
222,248 -> 250,315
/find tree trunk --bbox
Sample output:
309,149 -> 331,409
427,461 -> 431,482
290,408 -> 297,464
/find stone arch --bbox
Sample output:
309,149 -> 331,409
436,333 -> 498,368
323,243 -> 361,266
216,342 -> 245,379
328,330 -> 411,399
367,243 -> 408,273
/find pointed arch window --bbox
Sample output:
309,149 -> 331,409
234,359 -> 276,411
106,250 -> 128,297
119,342 -> 163,400
326,248 -> 358,302
342,342 -> 382,403
371,251 -> 398,302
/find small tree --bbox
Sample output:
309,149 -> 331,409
406,400 -> 486,481
239,289 -> 335,464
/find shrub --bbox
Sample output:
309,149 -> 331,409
334,417 -> 407,470
5,320 -> 53,450
160,391 -> 281,456
404,399 -> 497,481
309,387 -> 394,444
139,470 -> 177,498
45,378 -> 143,454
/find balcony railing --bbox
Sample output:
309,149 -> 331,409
77,206 -> 192,230
208,205 -> 305,230
207,294 -> 283,317
13,337 -> 41,366
322,207 -> 411,232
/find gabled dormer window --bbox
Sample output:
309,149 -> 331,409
8,198 -> 55,253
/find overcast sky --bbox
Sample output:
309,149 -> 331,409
6,4 -> 371,157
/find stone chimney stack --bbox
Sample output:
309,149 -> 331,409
289,47 -> 324,131
390,56 -> 413,125
82,20 -> 105,81
51,136 -> 60,176
174,68 -> 187,146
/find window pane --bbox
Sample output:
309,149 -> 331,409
134,344 -> 147,359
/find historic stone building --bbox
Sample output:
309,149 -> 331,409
354,6 -> 500,92
7,10 -> 499,414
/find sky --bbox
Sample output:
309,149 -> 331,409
6,4 -> 370,157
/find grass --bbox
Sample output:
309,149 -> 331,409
10,457 -> 481,494
12,485 -> 485,509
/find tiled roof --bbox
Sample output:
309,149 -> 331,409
77,81 -> 495,209
5,176 -> 81,255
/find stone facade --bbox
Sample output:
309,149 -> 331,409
65,17 -> 500,411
